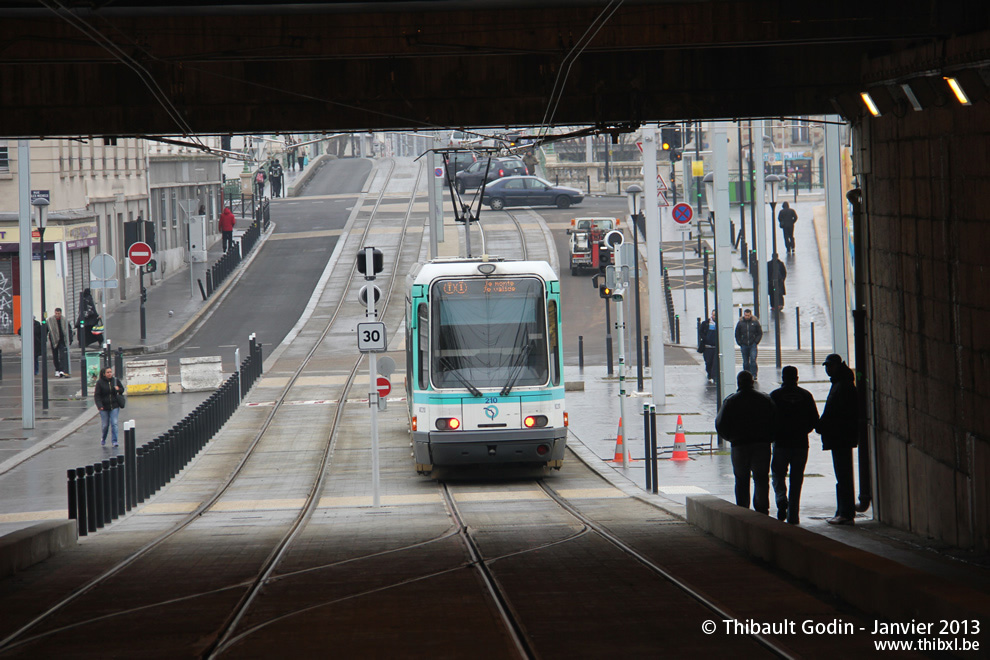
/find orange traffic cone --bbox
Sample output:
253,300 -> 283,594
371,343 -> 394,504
609,417 -> 631,463
671,415 -> 689,461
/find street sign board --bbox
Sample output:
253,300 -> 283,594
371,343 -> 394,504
31,189 -> 50,203
128,241 -> 153,267
377,377 -> 391,398
90,279 -> 118,289
377,356 -> 396,377
357,322 -> 387,352
657,191 -> 669,207
434,167 -> 444,178
672,203 -> 694,225
90,253 -> 116,280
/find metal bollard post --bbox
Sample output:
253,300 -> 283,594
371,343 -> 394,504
136,447 -> 147,502
650,405 -> 659,494
116,455 -> 125,516
644,335 -> 650,368
81,353 -> 88,397
643,404 -> 652,491
76,466 -> 88,536
85,464 -> 97,533
578,336 -> 584,369
115,348 -> 124,381
125,422 -> 136,510
93,462 -> 105,529
0,347 -> 3,380
674,316 -> 680,344
102,459 -> 113,522
795,306 -> 801,351
107,458 -> 119,520
67,469 -> 78,522
810,322 -> 816,365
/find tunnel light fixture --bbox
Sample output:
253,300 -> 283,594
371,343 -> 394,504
860,92 -> 881,117
900,83 -> 924,111
944,77 -> 972,105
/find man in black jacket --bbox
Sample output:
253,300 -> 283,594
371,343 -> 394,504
715,371 -> 777,514
770,366 -> 819,524
817,354 -> 859,525
734,309 -> 763,379
778,201 -> 798,253
94,366 -> 125,447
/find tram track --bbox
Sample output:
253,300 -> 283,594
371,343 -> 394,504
0,158 -> 433,657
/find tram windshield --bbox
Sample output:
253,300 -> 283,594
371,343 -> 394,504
432,277 -> 549,390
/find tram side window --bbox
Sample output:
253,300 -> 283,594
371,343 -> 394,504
547,300 -> 560,386
418,303 -> 429,389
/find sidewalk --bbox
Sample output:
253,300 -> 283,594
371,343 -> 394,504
0,177 -> 294,535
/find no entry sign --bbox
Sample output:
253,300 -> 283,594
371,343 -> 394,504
376,377 -> 391,398
128,241 -> 153,267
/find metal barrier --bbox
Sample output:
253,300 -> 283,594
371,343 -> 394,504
67,336 -> 263,536
203,210 -> 266,299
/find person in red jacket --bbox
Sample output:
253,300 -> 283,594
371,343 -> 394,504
219,206 -> 237,252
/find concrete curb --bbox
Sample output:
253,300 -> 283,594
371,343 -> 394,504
0,406 -> 99,477
0,520 -> 77,579
685,494 -> 990,625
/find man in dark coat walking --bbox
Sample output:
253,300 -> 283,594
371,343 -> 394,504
734,308 -> 763,379
715,370 -> 777,514
778,201 -> 798,253
768,255 -> 787,311
770,366 -> 819,524
817,354 -> 859,525
698,310 -> 718,384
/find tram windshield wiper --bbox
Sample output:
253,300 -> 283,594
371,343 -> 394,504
439,357 -> 484,397
500,343 -> 532,397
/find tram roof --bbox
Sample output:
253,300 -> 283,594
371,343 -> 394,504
410,258 -> 558,286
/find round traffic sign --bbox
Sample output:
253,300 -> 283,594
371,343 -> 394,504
434,167 -> 444,178
672,203 -> 694,224
90,253 -> 116,280
376,376 -> 391,398
128,241 -> 153,267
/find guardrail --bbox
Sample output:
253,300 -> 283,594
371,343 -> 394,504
202,212 -> 265,299
66,336 -> 263,536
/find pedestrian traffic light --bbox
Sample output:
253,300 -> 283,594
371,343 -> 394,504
599,283 -> 613,299
357,247 -> 384,277
670,149 -> 683,162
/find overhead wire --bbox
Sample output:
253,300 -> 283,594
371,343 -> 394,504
39,0 -> 201,141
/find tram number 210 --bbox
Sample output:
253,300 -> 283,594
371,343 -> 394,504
357,322 -> 387,352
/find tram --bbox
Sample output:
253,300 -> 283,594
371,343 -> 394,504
405,258 -> 567,474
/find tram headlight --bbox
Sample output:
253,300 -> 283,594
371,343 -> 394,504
524,415 -> 548,428
436,417 -> 461,431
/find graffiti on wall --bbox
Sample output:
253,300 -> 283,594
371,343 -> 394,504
0,260 -> 12,335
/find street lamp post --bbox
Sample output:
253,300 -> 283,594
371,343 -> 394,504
765,173 -> 784,369
32,197 -> 49,411
625,185 -> 645,392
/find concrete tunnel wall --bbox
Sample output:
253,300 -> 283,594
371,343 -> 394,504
857,98 -> 990,552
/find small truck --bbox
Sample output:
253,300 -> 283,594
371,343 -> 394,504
566,217 -> 622,275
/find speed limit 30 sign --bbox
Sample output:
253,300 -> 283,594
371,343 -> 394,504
357,322 -> 387,352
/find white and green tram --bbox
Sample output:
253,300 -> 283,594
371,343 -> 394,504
405,258 -> 567,474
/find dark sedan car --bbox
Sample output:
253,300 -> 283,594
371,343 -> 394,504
482,176 -> 584,210
454,156 -> 528,193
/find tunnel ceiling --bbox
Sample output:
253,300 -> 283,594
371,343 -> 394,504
1,1 -> 989,138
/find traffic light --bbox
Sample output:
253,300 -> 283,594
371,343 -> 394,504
599,283 -> 613,299
670,149 -> 683,162
357,247 -> 383,277
660,127 -> 682,152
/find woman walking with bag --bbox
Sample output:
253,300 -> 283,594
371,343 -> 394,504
94,367 -> 125,448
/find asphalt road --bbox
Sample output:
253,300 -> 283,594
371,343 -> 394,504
170,158 -> 373,365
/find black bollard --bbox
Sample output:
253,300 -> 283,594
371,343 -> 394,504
115,348 -> 124,381
93,462 -> 105,529
125,425 -> 136,510
80,353 -> 88,397
795,306 -> 801,351
810,322 -> 816,365
643,404 -> 652,491
136,447 -> 147,503
644,335 -> 650,368
67,469 -> 78,522
650,405 -> 659,494
76,466 -> 88,536
674,316 -> 680,345
102,459 -> 113,522
107,458 -> 119,520
115,455 -> 125,516
578,336 -> 584,370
